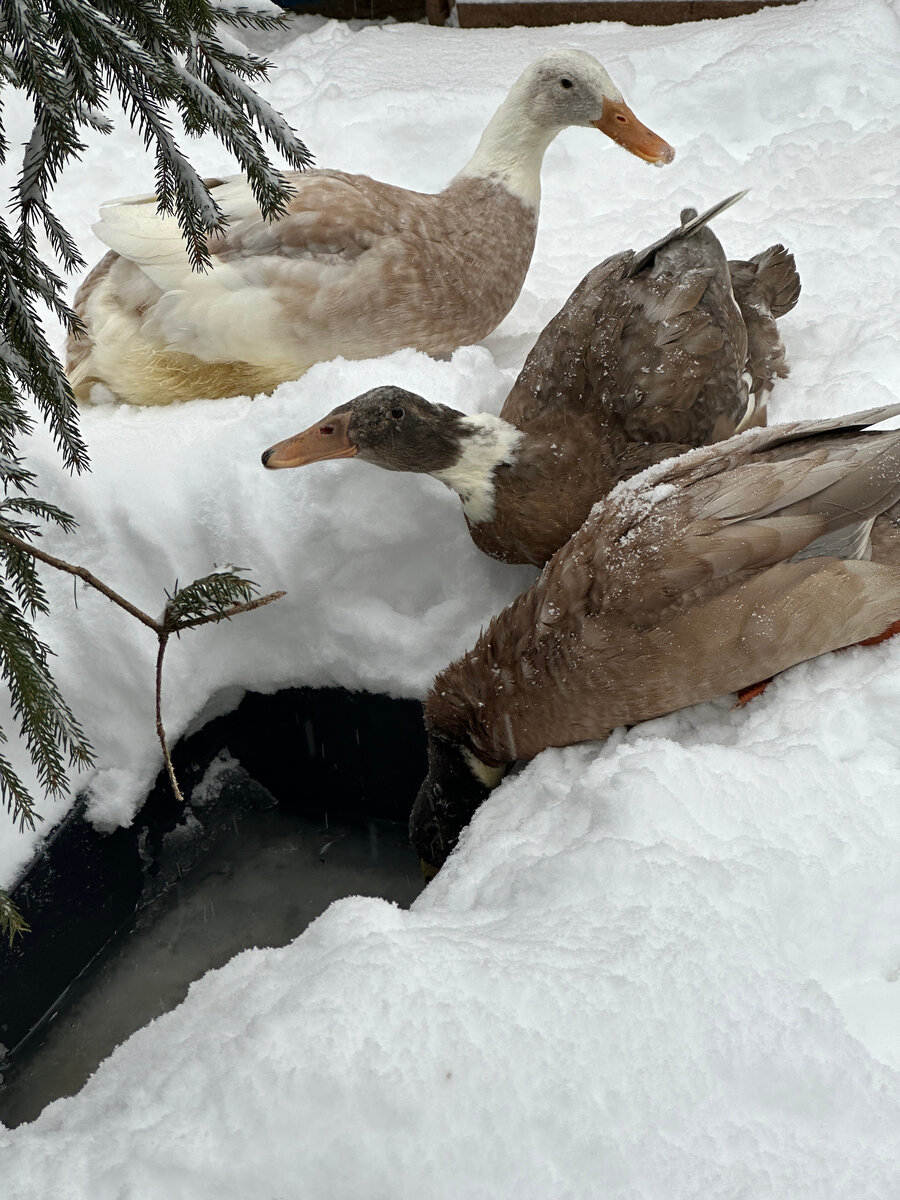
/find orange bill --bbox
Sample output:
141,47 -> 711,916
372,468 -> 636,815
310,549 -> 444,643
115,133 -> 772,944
593,99 -> 675,166
262,410 -> 358,469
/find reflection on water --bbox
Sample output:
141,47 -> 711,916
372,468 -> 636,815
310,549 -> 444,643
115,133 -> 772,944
0,782 -> 422,1128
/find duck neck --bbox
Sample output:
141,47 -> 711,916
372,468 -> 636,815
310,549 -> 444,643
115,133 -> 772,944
432,413 -> 523,524
453,91 -> 561,211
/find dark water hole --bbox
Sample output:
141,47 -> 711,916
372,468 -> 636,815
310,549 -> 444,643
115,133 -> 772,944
0,687 -> 427,1128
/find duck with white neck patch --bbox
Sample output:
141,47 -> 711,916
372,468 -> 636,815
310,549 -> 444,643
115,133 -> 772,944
67,50 -> 673,408
262,194 -> 801,567
412,401 -> 900,874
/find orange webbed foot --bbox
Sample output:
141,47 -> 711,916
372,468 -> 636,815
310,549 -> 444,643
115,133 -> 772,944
734,616 -> 900,709
734,677 -> 774,708
855,617 -> 900,648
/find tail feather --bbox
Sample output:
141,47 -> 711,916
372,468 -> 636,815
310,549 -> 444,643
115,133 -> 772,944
748,244 -> 801,318
729,244 -> 801,398
626,190 -> 749,279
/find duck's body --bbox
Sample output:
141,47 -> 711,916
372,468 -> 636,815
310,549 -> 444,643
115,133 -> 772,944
68,174 -> 540,406
67,51 -> 673,407
264,194 -> 800,566
412,403 -> 900,870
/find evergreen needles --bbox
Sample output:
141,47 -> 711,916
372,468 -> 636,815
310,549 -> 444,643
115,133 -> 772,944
0,0 -> 309,941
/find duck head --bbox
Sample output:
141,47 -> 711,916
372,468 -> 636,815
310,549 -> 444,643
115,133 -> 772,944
410,731 -> 507,877
515,50 -> 675,165
456,50 -> 674,207
263,386 -> 467,473
262,385 -> 523,523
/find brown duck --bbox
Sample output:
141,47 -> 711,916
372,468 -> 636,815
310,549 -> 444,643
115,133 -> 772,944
411,403 -> 900,872
263,193 -> 800,566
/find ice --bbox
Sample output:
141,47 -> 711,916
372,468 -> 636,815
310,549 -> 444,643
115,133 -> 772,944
0,0 -> 898,1192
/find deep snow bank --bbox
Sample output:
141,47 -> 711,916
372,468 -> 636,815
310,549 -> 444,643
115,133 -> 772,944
0,0 -> 898,1192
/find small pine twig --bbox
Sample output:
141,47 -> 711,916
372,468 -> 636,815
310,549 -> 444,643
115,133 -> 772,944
166,589 -> 285,634
0,527 -> 285,808
1,885 -> 30,945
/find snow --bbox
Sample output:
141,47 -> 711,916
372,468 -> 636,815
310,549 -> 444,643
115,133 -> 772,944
1,0 -> 900,1191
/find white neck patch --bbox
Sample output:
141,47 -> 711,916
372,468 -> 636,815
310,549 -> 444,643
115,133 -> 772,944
432,414 -> 523,523
461,746 -> 506,790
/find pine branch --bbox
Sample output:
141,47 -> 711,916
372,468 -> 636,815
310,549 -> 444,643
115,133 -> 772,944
0,571 -> 94,800
210,5 -> 290,32
0,525 -> 167,632
163,566 -> 257,626
167,588 -> 283,632
0,0 -> 307,930
1,883 -> 30,945
0,738 -> 45,833
0,523 -> 285,817
0,0 -> 313,465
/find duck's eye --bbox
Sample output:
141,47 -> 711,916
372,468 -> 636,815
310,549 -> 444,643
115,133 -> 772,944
391,407 -> 405,420
560,77 -> 573,89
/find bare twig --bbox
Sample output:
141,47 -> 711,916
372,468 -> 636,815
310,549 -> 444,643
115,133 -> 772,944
155,632 -> 182,804
0,527 -> 160,631
155,590 -> 285,802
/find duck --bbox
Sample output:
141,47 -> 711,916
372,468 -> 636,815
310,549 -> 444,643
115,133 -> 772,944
66,50 -> 674,408
410,402 -> 900,872
263,193 -> 800,566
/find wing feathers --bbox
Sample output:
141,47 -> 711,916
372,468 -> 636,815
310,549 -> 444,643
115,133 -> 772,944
570,410 -> 900,629
791,517 -> 876,563
759,403 -> 900,450
92,170 -> 398,294
659,515 -> 828,591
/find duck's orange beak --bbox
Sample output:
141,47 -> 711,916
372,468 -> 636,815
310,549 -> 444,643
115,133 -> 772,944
261,411 -> 358,469
593,99 -> 675,166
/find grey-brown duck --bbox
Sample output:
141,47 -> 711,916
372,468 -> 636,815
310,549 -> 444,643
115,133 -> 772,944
411,403 -> 900,872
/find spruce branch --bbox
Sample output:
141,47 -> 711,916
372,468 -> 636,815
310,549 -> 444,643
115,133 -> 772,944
0,524 -> 284,809
0,0 -> 306,937
1,882 -> 30,945
211,5 -> 290,32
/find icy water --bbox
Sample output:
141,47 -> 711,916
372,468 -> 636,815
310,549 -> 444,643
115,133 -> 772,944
0,800 -> 422,1128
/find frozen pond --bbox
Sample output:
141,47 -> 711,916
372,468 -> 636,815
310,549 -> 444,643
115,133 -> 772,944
0,791 -> 422,1128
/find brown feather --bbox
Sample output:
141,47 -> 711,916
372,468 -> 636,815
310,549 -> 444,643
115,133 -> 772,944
68,173 -> 538,405
426,405 -> 900,769
468,197 -> 789,564
729,244 -> 801,400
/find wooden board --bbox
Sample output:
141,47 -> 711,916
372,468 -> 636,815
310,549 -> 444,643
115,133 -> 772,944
453,0 -> 799,27
277,0 -> 800,23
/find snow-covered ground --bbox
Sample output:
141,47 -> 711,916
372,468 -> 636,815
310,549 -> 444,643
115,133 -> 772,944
2,0 -> 900,1192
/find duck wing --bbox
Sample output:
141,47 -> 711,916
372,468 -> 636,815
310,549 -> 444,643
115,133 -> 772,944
90,171 -> 420,366
94,172 -> 402,285
431,405 -> 900,760
498,249 -> 633,429
544,403 -> 900,633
